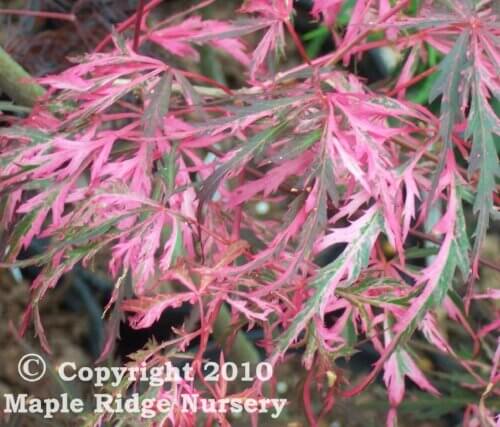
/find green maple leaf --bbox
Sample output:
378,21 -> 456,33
465,73 -> 500,268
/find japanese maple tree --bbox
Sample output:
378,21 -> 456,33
0,0 -> 499,425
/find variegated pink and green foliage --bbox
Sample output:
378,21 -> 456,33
0,0 -> 499,425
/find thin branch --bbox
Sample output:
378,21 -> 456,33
324,0 -> 411,68
0,8 -> 76,22
284,20 -> 312,67
409,229 -> 500,273
133,0 -> 145,52
94,0 -> 163,52
386,66 -> 438,97
0,45 -> 45,107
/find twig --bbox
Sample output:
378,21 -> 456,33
0,8 -> 76,22
0,45 -> 45,107
94,0 -> 163,52
284,20 -> 312,67
387,66 -> 438,97
409,229 -> 500,273
325,0 -> 411,68
212,304 -> 261,365
133,0 -> 145,52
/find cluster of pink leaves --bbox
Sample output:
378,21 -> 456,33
0,0 -> 499,426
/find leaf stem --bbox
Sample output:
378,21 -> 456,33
387,65 -> 438,97
133,0 -> 145,52
284,19 -> 312,67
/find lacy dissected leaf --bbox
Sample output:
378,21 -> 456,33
271,208 -> 383,363
189,95 -> 307,136
122,292 -> 198,329
239,0 -> 291,79
343,174 -> 470,398
269,128 -> 322,163
465,73 -> 499,273
335,277 -> 416,308
429,31 -> 470,147
4,205 -> 48,262
266,138 -> 341,287
384,328 -> 439,410
143,71 -> 173,137
0,1 -> 499,424
146,16 -> 251,65
198,119 -> 289,207
454,186 -> 472,279
391,180 -> 470,347
311,0 -> 345,26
